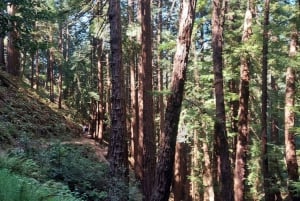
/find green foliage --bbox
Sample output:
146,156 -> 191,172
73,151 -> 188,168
35,143 -> 110,200
0,168 -> 80,201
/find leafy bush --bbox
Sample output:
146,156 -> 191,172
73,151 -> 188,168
0,168 -> 80,201
36,143 -> 109,201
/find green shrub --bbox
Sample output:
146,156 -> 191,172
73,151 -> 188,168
36,143 -> 109,200
0,168 -> 81,201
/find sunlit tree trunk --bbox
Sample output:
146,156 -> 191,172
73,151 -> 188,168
234,1 -> 254,200
212,0 -> 233,200
107,0 -> 129,200
202,135 -> 214,201
151,0 -> 196,200
127,0 -> 139,170
261,0 -> 270,199
96,38 -> 104,141
285,28 -> 299,200
137,0 -> 156,199
7,2 -> 20,76
156,0 -> 165,148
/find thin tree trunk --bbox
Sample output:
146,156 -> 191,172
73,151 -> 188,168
202,136 -> 214,201
58,24 -> 63,109
212,0 -> 233,200
31,52 -> 35,89
261,0 -> 270,199
157,0 -> 165,146
35,50 -> 39,90
285,28 -> 299,200
107,0 -> 129,199
0,37 -> 5,69
137,0 -> 156,199
151,0 -> 196,200
127,0 -> 139,171
49,30 -> 55,102
97,38 -> 104,141
234,2 -> 253,200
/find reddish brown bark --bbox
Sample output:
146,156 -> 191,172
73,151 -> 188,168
172,142 -> 189,201
151,0 -> 196,200
137,0 -> 156,199
261,0 -> 270,199
285,30 -> 299,200
234,2 -> 253,200
7,3 -> 20,76
212,0 -> 233,200
107,0 -> 129,200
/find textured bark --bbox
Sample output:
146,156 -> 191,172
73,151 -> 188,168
285,29 -> 299,200
261,0 -> 270,199
157,0 -> 165,145
0,37 -> 5,69
137,0 -> 156,199
172,142 -> 188,201
127,0 -> 139,173
107,0 -> 129,200
97,38 -> 104,141
202,138 -> 214,201
48,31 -> 55,102
7,3 -> 20,76
151,0 -> 196,200
35,50 -> 40,90
58,25 -> 63,109
212,0 -> 233,200
234,2 -> 253,200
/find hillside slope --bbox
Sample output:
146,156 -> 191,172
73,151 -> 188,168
0,70 -> 81,149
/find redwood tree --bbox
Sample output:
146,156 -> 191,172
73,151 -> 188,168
151,0 -> 197,200
211,0 -> 233,200
261,0 -> 270,199
107,0 -> 129,200
285,21 -> 299,200
7,2 -> 20,76
137,0 -> 156,199
234,1 -> 254,200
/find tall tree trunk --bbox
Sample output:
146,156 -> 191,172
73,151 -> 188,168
35,50 -> 39,90
151,0 -> 196,200
30,52 -> 35,89
261,0 -> 270,199
107,0 -> 129,200
0,37 -> 5,69
97,38 -> 104,141
127,0 -> 139,171
285,28 -> 299,200
137,0 -> 156,199
173,142 -> 188,201
7,3 -> 20,76
212,0 -> 233,200
202,135 -> 214,201
269,76 -> 283,201
157,0 -> 165,146
234,1 -> 253,200
58,24 -> 63,109
49,30 -> 55,102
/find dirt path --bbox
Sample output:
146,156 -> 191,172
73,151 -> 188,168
64,135 -> 109,164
